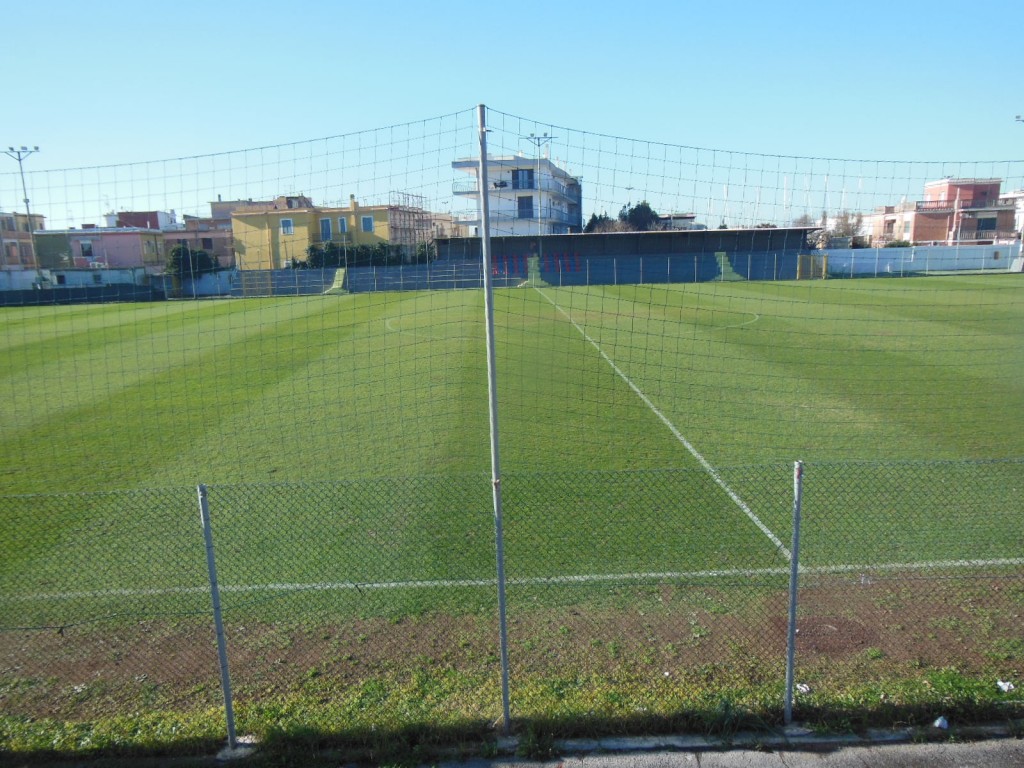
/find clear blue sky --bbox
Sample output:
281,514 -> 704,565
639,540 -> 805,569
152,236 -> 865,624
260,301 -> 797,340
3,0 -> 1024,230
6,0 -> 1023,170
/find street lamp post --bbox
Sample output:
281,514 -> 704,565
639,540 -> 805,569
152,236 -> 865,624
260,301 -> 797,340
3,146 -> 40,269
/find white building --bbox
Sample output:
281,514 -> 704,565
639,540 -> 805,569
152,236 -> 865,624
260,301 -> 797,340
452,154 -> 582,237
1002,188 -> 1024,236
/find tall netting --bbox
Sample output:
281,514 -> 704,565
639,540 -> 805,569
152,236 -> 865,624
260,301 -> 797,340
1,105 -> 1022,753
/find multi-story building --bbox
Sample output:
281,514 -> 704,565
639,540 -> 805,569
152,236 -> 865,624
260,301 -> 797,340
866,178 -> 1018,246
658,212 -> 707,231
166,214 -> 236,268
452,154 -> 582,237
35,226 -> 166,272
104,210 -> 178,230
0,211 -> 45,269
231,194 -> 430,270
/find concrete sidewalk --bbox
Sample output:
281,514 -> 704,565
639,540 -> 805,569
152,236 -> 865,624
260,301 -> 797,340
441,740 -> 1024,768
436,727 -> 1024,768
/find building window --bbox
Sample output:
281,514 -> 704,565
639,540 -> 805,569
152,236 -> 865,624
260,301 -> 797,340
201,238 -> 214,250
281,218 -> 294,235
1,217 -> 14,232
81,241 -> 93,259
976,217 -> 996,232
320,218 -> 332,241
361,216 -> 374,233
903,221 -> 911,236
338,217 -> 348,233
512,169 -> 535,190
517,196 -> 535,219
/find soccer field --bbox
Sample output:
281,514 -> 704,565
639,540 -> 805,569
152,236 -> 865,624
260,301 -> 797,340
2,274 -> 1021,496
1,274 -> 1022,624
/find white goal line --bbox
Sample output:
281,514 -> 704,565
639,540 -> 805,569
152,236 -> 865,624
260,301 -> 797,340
4,558 -> 1022,602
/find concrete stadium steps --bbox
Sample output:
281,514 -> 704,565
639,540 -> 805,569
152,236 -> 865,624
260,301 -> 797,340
345,259 -> 522,293
230,269 -> 341,297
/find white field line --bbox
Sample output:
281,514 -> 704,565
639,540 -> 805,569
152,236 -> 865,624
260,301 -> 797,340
534,287 -> 790,558
720,312 -> 760,330
4,558 -> 1023,602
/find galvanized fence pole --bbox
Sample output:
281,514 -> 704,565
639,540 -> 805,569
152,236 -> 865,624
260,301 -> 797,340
477,104 -> 513,734
197,484 -> 238,750
784,461 -> 804,725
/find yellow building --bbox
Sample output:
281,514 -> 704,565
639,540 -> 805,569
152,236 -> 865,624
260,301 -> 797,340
232,195 -> 394,270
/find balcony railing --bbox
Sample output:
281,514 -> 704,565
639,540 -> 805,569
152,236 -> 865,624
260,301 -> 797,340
915,199 -> 1015,211
453,207 -> 578,226
452,176 -> 579,200
875,230 -> 1020,245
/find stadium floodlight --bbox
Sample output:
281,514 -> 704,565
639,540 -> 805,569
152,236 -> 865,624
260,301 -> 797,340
3,145 -> 41,266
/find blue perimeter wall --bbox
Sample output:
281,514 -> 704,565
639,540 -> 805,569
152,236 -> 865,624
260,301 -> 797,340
0,284 -> 164,306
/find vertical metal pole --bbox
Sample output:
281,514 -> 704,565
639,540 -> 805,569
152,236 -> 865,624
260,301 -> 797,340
197,485 -> 238,750
784,461 -> 804,725
478,104 -> 512,734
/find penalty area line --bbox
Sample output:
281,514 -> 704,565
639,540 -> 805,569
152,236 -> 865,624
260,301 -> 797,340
533,287 -> 790,559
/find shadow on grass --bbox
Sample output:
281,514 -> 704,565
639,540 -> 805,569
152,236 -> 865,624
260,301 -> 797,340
3,695 -> 1022,767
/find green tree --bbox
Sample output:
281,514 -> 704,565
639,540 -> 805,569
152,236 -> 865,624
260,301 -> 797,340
618,201 -> 661,231
584,212 -> 616,233
166,245 -> 217,278
307,241 -> 344,269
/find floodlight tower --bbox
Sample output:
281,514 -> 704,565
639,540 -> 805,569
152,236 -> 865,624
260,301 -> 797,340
3,146 -> 40,267
1017,118 -> 1024,251
525,132 -> 555,235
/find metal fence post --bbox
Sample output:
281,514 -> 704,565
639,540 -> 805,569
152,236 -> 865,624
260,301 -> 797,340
197,484 -> 239,751
476,104 -> 513,734
784,461 -> 804,725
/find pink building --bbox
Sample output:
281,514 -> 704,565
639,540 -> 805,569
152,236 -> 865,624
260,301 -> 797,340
50,227 -> 166,272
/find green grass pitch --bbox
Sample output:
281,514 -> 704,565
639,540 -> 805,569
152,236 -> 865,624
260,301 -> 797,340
1,275 -> 1022,623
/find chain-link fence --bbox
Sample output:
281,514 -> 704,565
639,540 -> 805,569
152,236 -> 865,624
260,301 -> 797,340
1,460 -> 1021,745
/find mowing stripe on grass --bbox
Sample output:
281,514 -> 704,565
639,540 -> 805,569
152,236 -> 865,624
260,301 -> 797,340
5,557 -> 1022,603
534,287 -> 790,559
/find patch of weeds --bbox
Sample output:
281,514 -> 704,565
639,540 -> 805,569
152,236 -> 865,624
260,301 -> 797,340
985,637 -> 1024,662
689,617 -> 710,643
517,725 -> 558,759
702,697 -> 756,742
930,616 -> 967,633
480,738 -> 499,758
865,647 -> 885,661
